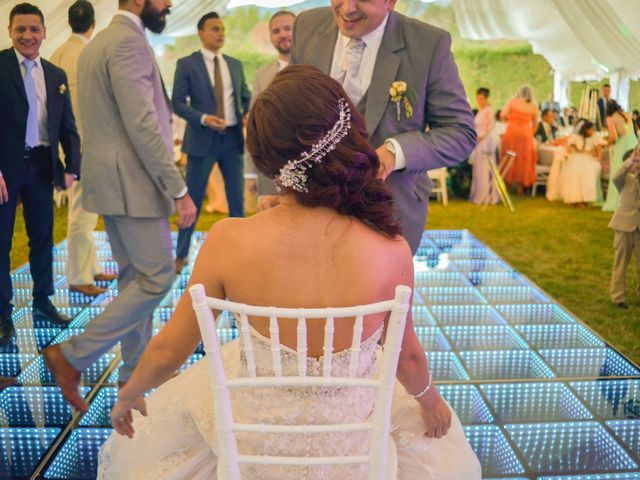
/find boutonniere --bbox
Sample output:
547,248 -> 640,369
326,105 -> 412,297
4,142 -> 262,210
59,84 -> 67,95
389,81 -> 414,121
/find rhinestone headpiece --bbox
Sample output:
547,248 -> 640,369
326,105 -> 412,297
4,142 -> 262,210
279,98 -> 352,193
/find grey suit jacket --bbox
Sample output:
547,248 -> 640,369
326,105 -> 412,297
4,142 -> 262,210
78,15 -> 185,218
248,60 -> 280,195
609,158 -> 640,232
292,8 -> 476,252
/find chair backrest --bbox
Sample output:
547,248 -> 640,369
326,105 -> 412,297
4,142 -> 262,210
189,284 -> 412,480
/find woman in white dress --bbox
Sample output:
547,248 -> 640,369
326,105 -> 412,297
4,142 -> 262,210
469,87 -> 498,204
560,120 -> 603,205
97,66 -> 481,480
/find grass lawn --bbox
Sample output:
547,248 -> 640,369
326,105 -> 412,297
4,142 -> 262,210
9,196 -> 640,365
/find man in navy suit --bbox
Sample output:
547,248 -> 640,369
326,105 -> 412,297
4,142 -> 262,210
0,3 -> 80,346
172,11 -> 250,273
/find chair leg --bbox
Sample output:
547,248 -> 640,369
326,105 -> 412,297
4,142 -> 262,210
531,183 -> 537,197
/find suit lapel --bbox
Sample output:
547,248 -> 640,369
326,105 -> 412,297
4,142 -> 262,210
6,49 -> 27,102
224,54 -> 240,114
365,12 -> 404,136
42,60 -> 58,142
196,51 -> 216,103
315,21 -> 338,73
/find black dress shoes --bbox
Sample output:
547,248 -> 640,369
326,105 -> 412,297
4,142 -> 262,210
32,300 -> 71,325
0,313 -> 15,345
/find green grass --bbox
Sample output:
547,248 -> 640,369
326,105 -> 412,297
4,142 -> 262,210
10,197 -> 640,366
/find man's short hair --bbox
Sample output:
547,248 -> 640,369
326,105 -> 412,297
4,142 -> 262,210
68,0 -> 94,34
542,108 -> 552,118
269,10 -> 295,29
197,12 -> 220,31
603,83 -> 611,88
9,3 -> 44,26
476,87 -> 490,98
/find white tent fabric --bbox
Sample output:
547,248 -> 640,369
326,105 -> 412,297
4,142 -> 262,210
0,0 -> 230,57
452,0 -> 640,108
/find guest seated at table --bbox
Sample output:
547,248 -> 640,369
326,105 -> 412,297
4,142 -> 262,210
535,109 -> 559,144
560,120 -> 602,206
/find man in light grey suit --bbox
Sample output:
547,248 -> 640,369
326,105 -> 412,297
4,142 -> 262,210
609,147 -> 640,308
43,0 -> 196,412
248,10 -> 295,196
262,0 -> 476,254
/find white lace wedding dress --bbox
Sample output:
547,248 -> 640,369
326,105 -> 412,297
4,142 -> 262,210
98,326 -> 481,479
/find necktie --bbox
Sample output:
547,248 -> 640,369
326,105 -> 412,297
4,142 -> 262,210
23,59 -> 39,147
213,56 -> 225,120
341,38 -> 366,106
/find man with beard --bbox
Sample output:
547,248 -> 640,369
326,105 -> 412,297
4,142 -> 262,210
43,0 -> 196,412
249,11 -> 295,196
172,12 -> 250,274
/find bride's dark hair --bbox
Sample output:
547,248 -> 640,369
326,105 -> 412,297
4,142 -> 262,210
246,65 -> 400,237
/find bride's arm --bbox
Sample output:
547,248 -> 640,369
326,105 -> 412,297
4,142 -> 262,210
385,240 -> 452,439
112,221 -> 231,437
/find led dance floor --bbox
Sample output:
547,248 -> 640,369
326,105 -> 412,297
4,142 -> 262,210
1,230 -> 639,479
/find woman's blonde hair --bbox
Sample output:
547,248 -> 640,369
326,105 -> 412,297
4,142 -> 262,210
516,85 -> 536,104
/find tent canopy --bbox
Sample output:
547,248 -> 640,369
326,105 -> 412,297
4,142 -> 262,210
2,0 -> 638,105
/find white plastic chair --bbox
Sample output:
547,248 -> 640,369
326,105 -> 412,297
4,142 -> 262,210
427,167 -> 448,205
189,284 -> 412,480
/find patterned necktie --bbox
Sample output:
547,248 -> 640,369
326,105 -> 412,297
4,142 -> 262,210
23,59 -> 39,147
213,56 -> 225,120
341,38 -> 366,106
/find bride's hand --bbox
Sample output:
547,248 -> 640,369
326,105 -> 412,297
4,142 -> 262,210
111,394 -> 147,439
418,387 -> 452,438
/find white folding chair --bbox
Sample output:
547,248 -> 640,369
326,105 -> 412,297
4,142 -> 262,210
427,167 -> 448,205
189,284 -> 412,480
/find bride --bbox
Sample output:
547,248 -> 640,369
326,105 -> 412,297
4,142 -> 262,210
98,65 -> 481,479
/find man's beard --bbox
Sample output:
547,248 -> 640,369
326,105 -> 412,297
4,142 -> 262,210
274,41 -> 291,56
141,1 -> 169,34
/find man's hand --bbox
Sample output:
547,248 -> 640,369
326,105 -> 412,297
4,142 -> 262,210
64,173 -> 75,190
175,194 -> 197,229
376,144 -> 396,180
203,115 -> 226,132
0,177 -> 8,204
256,195 -> 280,212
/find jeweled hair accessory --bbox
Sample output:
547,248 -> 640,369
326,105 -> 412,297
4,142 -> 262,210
279,97 -> 352,193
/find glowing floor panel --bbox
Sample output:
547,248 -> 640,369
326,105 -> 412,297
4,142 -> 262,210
0,229 -> 638,479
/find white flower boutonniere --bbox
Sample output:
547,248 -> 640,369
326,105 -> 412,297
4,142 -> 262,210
389,81 -> 414,121
59,84 -> 67,95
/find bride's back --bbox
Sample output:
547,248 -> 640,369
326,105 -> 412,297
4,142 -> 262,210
201,202 -> 409,357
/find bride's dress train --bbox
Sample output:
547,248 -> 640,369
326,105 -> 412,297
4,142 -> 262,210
98,327 -> 481,479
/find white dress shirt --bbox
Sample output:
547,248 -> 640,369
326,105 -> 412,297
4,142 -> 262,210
329,14 -> 406,171
15,49 -> 49,146
277,59 -> 289,72
200,48 -> 237,127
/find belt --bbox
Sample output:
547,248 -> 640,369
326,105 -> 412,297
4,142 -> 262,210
24,145 -> 48,152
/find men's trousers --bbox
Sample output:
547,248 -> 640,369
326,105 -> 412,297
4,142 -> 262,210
176,125 -> 244,260
66,179 -> 102,285
60,215 -> 174,382
0,146 -> 54,315
610,229 -> 640,303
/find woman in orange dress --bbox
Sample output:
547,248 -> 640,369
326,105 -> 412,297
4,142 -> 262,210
500,85 -> 539,194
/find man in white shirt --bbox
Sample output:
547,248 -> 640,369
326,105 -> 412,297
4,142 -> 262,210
0,3 -> 81,347
247,11 -> 295,196
172,12 -> 251,273
51,0 -> 117,298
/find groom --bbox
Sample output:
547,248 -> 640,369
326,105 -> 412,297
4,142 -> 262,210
262,0 -> 475,254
